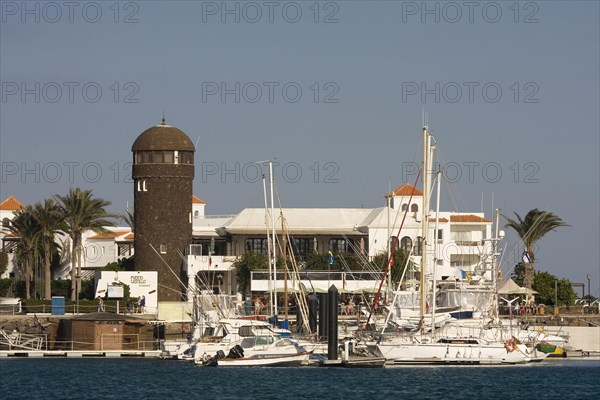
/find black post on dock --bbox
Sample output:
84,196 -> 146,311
308,293 -> 318,334
327,285 -> 338,360
318,292 -> 328,341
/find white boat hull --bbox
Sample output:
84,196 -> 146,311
217,352 -> 311,367
377,342 -> 530,365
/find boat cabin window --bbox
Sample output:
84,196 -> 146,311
255,336 -> 275,346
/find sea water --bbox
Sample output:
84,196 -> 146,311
0,358 -> 599,400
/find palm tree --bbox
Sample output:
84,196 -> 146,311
118,209 -> 134,230
32,199 -> 64,299
5,206 -> 40,299
504,209 -> 569,289
55,188 -> 115,301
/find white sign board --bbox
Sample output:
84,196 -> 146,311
95,271 -> 158,313
107,285 -> 125,298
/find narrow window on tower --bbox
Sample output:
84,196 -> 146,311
160,243 -> 167,254
137,180 -> 148,192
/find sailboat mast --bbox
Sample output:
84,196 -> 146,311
431,165 -> 441,333
262,174 -> 274,314
282,211 -> 288,319
493,208 -> 501,320
269,161 -> 278,316
386,186 -> 391,296
420,125 -> 429,329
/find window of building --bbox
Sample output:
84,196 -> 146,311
437,229 -> 443,242
411,204 -> 419,212
160,243 -> 167,254
179,151 -> 194,164
2,218 -> 9,228
137,180 -> 148,192
118,243 -> 132,257
329,238 -> 352,254
192,239 -> 228,256
390,236 -> 399,250
151,151 -> 162,163
401,203 -> 408,212
194,210 -> 200,218
134,151 -> 176,164
292,238 -> 315,257
245,238 -> 268,255
414,236 -> 423,256
400,236 -> 412,252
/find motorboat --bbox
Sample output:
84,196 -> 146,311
197,321 -> 309,367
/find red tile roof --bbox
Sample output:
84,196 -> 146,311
123,233 -> 134,240
88,231 -> 130,240
0,196 -> 24,211
450,214 -> 492,223
429,217 -> 449,223
192,195 -> 206,204
390,184 -> 423,197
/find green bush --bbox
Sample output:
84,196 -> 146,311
233,252 -> 268,295
21,298 -> 128,314
0,278 -> 14,297
0,251 -> 8,276
51,279 -> 71,298
1,279 -> 98,300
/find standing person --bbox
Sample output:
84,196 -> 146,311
97,297 -> 105,312
139,295 -> 146,313
244,296 -> 252,316
254,296 -> 262,316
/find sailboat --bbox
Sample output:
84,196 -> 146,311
374,123 -> 537,365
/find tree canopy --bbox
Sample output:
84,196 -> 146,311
504,208 -> 568,289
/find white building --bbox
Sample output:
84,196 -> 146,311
1,196 -> 25,278
186,183 -> 493,299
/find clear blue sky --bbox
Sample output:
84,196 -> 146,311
1,1 -> 598,295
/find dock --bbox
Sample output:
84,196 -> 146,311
320,356 -> 386,368
0,349 -> 161,358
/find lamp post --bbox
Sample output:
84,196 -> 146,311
554,280 -> 558,315
587,274 -> 591,306
75,274 -> 80,315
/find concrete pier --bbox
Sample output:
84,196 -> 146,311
0,350 -> 161,358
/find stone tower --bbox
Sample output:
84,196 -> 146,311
131,119 -> 195,301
